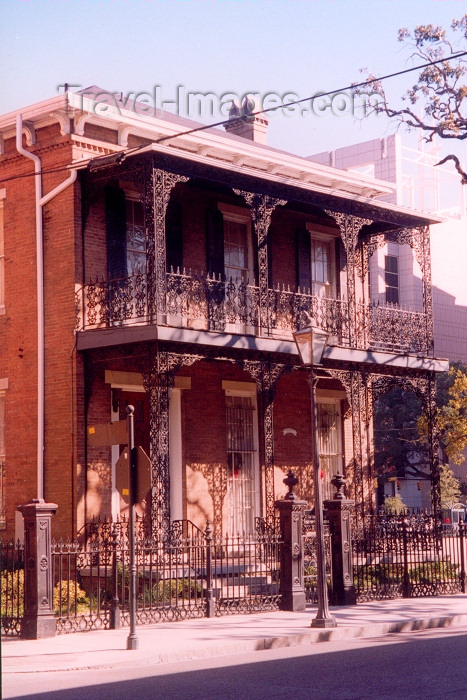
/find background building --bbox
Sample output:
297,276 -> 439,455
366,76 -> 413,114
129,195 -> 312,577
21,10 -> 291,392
310,135 -> 467,508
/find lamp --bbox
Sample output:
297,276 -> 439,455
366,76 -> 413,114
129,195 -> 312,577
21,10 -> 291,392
293,325 -> 336,628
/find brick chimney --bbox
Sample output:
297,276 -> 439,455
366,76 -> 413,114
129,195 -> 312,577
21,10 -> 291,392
224,96 -> 268,144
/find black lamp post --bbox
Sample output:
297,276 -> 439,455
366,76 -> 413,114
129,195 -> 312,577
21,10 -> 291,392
293,325 -> 336,628
126,405 -> 139,649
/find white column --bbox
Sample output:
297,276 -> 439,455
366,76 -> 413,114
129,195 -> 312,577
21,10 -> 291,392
169,388 -> 183,521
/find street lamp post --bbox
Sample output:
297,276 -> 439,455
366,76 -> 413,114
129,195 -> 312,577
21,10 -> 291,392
293,325 -> 336,629
126,405 -> 139,650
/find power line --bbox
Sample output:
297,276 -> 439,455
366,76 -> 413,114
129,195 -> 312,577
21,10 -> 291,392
153,51 -> 467,144
0,51 -> 466,186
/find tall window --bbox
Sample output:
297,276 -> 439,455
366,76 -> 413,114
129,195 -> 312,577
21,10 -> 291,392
224,218 -> 250,283
125,198 -> 146,276
225,391 -> 259,534
311,237 -> 335,297
385,254 -> 399,305
317,400 -> 342,501
106,187 -> 146,280
297,227 -> 337,298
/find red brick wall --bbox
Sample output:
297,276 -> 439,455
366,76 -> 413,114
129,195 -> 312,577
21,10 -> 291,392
0,125 -> 81,540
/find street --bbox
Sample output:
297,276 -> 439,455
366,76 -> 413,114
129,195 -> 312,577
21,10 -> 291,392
3,625 -> 467,700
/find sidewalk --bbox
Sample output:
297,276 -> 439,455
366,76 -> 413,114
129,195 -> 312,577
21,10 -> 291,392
2,595 -> 467,674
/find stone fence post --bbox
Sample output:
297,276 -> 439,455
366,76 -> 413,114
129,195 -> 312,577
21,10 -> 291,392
17,499 -> 58,639
275,471 -> 306,612
324,474 -> 356,606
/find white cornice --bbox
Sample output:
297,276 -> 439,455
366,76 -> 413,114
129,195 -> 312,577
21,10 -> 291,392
0,91 -> 443,223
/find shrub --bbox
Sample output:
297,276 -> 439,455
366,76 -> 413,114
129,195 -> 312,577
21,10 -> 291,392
383,494 -> 408,515
0,568 -> 24,616
144,578 -> 203,604
53,580 -> 90,615
409,561 -> 458,584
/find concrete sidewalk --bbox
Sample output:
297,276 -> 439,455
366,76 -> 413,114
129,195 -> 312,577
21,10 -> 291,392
2,595 -> 467,674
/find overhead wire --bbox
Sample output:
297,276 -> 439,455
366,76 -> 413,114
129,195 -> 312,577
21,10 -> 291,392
0,50 -> 466,186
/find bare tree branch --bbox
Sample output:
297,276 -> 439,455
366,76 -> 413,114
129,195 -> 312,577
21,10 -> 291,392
354,15 -> 467,183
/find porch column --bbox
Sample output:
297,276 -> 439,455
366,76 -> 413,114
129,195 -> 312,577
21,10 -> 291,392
18,499 -> 58,639
148,168 -> 188,321
325,212 -> 371,347
144,348 -> 173,538
233,190 -> 286,334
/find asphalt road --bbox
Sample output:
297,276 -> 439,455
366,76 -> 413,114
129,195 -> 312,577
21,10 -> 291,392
3,625 -> 467,700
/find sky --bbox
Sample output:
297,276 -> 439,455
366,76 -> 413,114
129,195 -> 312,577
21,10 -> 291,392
1,0 -> 466,157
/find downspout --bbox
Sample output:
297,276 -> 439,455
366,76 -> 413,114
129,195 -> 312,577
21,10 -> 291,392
16,114 -> 77,500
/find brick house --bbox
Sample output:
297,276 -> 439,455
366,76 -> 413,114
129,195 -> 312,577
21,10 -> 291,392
0,88 -> 448,542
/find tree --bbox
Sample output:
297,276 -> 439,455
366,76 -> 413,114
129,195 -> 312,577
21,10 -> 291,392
439,463 -> 462,510
374,365 -> 467,503
431,365 -> 467,465
356,15 -> 467,183
374,386 -> 429,480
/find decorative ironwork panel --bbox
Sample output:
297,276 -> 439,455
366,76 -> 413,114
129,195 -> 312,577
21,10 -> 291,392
143,349 -> 172,538
352,513 -> 464,601
363,226 -> 434,354
367,304 -> 431,355
77,269 -> 431,355
325,212 -> 372,347
233,191 -> 287,333
152,169 -> 189,318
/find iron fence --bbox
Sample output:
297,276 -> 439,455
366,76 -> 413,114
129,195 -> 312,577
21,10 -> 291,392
352,513 -> 466,601
2,518 -> 282,636
0,539 -> 24,636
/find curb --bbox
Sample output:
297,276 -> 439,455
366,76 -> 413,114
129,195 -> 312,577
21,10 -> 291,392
3,613 -> 467,674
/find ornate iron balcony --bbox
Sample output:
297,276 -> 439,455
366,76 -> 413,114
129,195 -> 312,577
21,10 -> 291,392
76,270 -> 432,356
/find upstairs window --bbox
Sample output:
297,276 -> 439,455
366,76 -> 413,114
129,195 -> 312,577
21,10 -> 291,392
207,204 -> 254,283
310,236 -> 335,298
385,254 -> 399,305
106,186 -> 146,280
125,198 -> 146,276
297,227 -> 337,298
224,218 -> 251,283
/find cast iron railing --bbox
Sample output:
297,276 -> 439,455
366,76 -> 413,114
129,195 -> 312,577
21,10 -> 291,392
0,539 -> 24,636
352,513 -> 466,602
76,270 -> 433,355
1,518 -> 282,636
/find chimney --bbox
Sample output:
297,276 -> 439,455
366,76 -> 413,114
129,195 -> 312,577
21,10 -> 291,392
224,96 -> 268,144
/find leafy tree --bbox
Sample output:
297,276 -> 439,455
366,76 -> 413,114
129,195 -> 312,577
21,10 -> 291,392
356,15 -> 467,183
439,463 -> 462,509
383,493 -> 408,516
431,365 -> 467,465
374,386 -> 429,480
375,365 -> 467,502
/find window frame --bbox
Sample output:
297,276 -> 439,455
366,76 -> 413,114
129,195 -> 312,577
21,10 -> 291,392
302,223 -> 339,299
384,253 -> 399,306
316,396 -> 343,501
218,203 -> 254,284
222,380 -> 260,534
125,194 -> 147,278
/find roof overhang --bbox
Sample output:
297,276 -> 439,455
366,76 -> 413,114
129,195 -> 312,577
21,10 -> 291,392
0,89 -> 443,226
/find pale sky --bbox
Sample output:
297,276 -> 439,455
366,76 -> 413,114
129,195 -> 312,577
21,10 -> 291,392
1,0 -> 465,157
